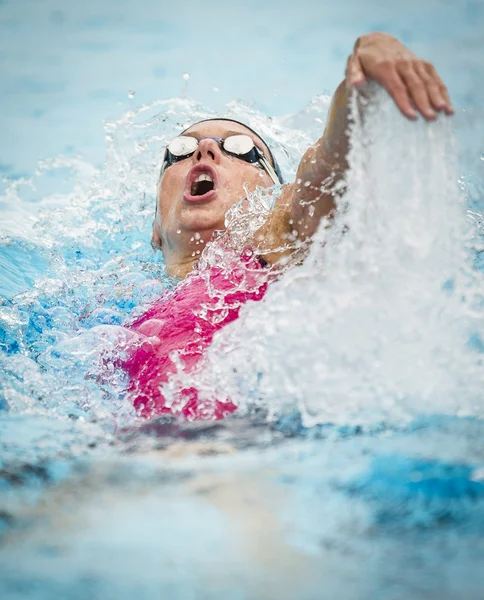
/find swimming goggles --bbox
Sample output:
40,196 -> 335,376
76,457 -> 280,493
160,134 -> 282,185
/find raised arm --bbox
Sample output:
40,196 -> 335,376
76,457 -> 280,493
288,32 -> 454,240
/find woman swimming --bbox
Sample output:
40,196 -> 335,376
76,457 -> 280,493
123,32 -> 454,419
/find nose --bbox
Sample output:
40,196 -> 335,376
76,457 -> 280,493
193,138 -> 222,165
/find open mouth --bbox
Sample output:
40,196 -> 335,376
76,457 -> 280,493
184,165 -> 218,203
191,173 -> 214,196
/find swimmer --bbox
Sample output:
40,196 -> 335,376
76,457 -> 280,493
123,32 -> 453,419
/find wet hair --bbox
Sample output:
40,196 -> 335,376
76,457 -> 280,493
181,118 -> 284,184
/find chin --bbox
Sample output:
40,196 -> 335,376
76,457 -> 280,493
179,210 -> 225,235
181,196 -> 231,225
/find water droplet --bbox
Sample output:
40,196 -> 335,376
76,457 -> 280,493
480,153 -> 484,161
128,90 -> 135,99
194,232 -> 201,240
304,181 -> 311,187
183,73 -> 190,81
176,229 -> 181,234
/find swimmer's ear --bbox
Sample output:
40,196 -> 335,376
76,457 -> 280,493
151,219 -> 162,250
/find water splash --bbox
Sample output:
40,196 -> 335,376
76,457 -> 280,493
0,89 -> 482,427
0,95 -> 319,424
165,84 -> 484,427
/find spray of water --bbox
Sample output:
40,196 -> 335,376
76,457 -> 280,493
0,95 -> 319,425
0,88 -> 482,427
163,84 -> 484,427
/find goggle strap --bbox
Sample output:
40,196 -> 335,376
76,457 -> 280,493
159,159 -> 168,181
258,155 -> 281,186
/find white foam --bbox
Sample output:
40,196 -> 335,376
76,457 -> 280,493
166,84 -> 484,427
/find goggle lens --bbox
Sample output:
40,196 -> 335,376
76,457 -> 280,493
167,136 -> 199,158
166,134 -> 258,161
222,134 -> 257,159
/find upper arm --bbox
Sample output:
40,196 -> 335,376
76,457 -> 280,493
252,81 -> 353,263
288,81 -> 352,240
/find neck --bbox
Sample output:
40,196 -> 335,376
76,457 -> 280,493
162,232 -> 211,279
165,256 -> 199,279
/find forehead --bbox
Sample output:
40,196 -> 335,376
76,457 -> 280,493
182,120 -> 271,157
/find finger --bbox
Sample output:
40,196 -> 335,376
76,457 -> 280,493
397,61 -> 436,120
374,64 -> 417,119
414,62 -> 447,112
346,56 -> 367,87
424,63 -> 454,114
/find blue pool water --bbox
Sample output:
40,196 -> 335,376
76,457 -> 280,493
1,1 -> 484,598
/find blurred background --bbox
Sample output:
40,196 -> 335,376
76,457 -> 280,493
1,0 -> 483,180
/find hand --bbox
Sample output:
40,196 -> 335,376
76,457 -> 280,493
346,32 -> 454,120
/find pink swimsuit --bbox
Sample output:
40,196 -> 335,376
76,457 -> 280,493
122,250 -> 269,420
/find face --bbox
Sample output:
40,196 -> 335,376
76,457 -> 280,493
152,120 -> 275,253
